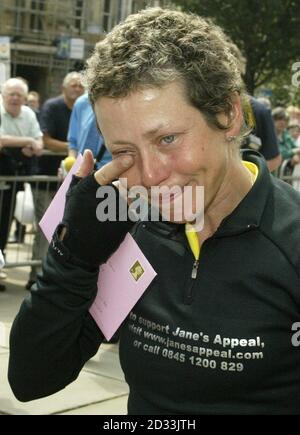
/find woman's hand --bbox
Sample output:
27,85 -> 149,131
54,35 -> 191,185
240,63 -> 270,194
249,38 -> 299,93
57,150 -> 134,268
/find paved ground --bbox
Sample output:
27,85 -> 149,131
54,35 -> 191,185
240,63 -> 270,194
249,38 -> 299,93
0,245 -> 129,415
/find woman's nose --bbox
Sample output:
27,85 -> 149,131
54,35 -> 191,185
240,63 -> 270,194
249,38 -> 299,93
139,151 -> 170,188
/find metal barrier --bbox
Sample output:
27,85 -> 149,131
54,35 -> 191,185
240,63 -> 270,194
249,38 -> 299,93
1,159 -> 300,270
0,175 -> 61,268
278,160 -> 300,191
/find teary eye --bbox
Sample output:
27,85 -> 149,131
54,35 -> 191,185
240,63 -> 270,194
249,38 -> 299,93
161,135 -> 176,145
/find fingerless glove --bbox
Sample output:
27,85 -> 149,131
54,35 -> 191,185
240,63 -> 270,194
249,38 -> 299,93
53,173 -> 134,268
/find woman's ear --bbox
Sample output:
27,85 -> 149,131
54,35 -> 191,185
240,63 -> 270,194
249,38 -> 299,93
225,92 -> 243,140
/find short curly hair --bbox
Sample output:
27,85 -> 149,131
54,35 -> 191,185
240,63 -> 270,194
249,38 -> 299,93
84,7 -> 246,132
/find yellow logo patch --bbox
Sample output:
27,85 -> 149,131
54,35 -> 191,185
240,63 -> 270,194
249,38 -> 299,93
130,260 -> 144,281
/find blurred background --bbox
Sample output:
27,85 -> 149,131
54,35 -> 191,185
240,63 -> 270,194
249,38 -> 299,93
0,0 -> 299,104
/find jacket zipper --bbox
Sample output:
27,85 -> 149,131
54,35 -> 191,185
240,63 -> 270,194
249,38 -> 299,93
185,259 -> 199,304
143,222 -> 259,305
191,259 -> 199,279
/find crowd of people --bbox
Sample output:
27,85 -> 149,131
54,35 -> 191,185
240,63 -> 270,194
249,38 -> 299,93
0,72 -> 111,292
244,100 -> 300,175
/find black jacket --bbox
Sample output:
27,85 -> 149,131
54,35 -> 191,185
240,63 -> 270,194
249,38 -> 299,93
8,152 -> 300,414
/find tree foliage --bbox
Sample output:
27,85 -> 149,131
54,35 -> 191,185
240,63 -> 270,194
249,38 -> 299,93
172,0 -> 300,95
260,62 -> 300,107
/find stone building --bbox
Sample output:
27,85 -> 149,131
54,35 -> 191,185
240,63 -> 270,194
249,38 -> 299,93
0,0 -> 171,101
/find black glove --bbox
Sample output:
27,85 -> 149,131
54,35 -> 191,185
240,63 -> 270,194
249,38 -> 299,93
53,173 -> 134,268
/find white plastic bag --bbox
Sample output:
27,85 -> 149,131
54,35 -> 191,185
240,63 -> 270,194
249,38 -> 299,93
292,163 -> 300,192
14,183 -> 35,225
0,249 -> 5,269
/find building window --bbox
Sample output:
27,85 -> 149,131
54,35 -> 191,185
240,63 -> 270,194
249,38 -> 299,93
30,0 -> 44,32
74,0 -> 84,34
102,0 -> 111,32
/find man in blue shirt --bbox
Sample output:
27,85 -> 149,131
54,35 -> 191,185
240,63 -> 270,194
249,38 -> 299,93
68,93 -> 111,168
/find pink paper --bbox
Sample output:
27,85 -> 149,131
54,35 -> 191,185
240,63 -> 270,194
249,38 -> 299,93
89,233 -> 156,340
39,154 -> 157,341
39,154 -> 83,242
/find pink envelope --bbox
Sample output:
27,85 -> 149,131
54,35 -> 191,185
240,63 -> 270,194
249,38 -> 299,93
39,155 -> 157,341
90,232 -> 156,340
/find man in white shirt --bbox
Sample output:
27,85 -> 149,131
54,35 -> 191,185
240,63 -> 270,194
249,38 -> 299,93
0,78 -> 43,286
0,78 -> 43,161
